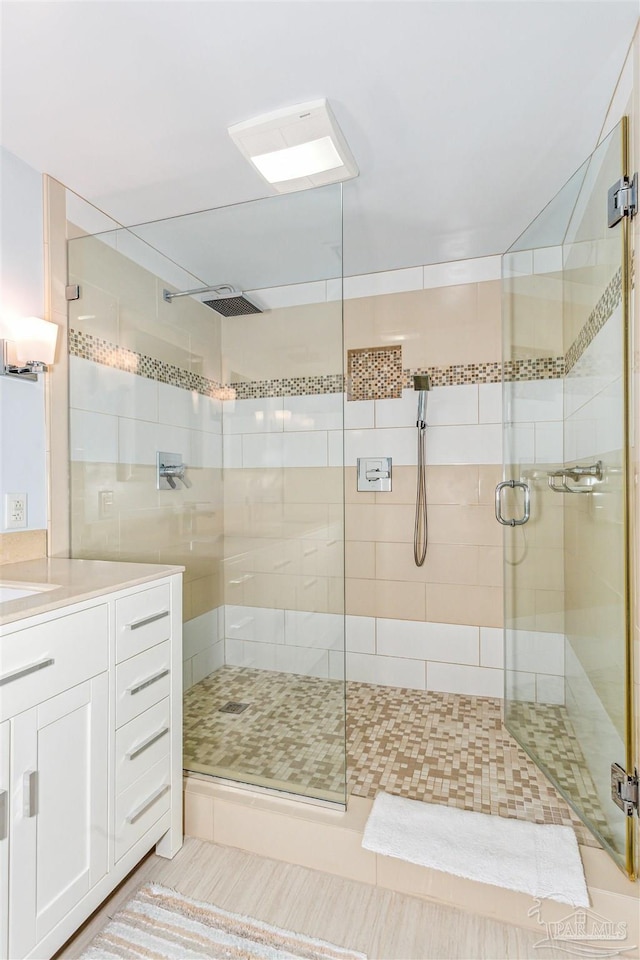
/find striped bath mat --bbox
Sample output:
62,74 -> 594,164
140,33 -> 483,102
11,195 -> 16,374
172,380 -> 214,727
80,882 -> 367,959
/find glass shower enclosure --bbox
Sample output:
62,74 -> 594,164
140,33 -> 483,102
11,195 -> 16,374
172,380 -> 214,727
67,185 -> 347,805
501,119 -> 636,876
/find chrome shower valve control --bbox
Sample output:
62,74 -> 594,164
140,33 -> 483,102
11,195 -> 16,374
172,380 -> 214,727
357,457 -> 392,492
366,467 -> 390,480
157,451 -> 191,490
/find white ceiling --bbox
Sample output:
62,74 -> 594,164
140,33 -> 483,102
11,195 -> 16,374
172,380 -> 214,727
1,1 -> 638,279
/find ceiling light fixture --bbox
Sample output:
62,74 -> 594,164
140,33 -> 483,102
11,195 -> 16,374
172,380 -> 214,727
228,98 -> 358,194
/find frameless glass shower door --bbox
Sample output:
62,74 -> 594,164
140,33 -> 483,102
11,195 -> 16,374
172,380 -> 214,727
67,185 -> 347,805
501,119 -> 635,875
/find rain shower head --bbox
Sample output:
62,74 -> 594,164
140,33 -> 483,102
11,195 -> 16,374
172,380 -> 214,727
162,284 -> 263,316
202,292 -> 262,317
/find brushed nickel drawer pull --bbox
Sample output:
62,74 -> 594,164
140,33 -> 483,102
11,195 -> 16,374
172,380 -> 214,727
126,726 -> 169,761
0,657 -> 54,687
0,790 -> 7,841
126,783 -> 170,824
127,668 -> 170,696
23,770 -> 37,818
127,610 -> 169,631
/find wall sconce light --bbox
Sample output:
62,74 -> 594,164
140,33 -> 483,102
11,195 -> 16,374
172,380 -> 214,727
0,317 -> 59,382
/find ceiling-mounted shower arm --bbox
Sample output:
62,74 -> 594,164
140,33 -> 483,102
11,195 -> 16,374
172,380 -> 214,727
163,284 -> 235,302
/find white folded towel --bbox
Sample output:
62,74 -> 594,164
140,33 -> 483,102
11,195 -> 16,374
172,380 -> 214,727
362,792 -> 589,907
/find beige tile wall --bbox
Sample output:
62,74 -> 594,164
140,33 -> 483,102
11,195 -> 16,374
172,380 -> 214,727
221,302 -> 342,383
67,226 -> 225,625
220,280 -> 507,632
68,233 -> 224,384
223,467 -> 344,615
340,280 -> 504,629
343,281 -> 502,367
345,464 -> 502,626
71,463 -> 223,622
503,273 -> 564,361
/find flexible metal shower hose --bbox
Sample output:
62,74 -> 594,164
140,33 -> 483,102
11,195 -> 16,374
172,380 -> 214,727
414,421 -> 428,566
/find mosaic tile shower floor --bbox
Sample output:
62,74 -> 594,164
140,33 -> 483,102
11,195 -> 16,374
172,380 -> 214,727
183,665 -> 606,848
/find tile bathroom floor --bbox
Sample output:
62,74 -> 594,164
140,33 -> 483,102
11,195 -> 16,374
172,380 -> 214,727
183,665 -> 607,848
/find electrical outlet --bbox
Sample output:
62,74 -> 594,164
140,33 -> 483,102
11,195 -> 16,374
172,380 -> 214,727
5,493 -> 27,530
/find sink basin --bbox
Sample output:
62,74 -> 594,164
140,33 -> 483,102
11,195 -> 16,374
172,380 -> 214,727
0,582 -> 59,604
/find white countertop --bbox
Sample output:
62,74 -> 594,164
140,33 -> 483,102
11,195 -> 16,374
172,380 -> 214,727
0,558 -> 184,628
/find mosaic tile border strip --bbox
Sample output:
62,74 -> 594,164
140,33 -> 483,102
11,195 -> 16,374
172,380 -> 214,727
230,373 -> 344,400
565,267 -> 622,374
70,326 -> 566,400
231,356 -> 566,398
403,356 -> 565,388
69,328 -> 233,400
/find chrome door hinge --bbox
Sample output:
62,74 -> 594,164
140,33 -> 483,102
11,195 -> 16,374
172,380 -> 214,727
611,763 -> 638,816
65,284 -> 80,301
608,174 -> 637,228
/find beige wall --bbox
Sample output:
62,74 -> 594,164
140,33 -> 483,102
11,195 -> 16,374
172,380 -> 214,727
71,462 -> 223,623
345,464 -> 502,625
223,466 -> 344,614
68,233 -> 224,383
344,281 -> 502,366
220,279 -> 506,632
222,301 -> 343,383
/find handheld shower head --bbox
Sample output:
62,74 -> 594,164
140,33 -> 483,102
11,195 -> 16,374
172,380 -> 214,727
413,374 -> 431,566
413,374 -> 431,426
413,375 -> 432,392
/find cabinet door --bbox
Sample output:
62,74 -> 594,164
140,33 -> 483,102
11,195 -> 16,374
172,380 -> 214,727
0,722 -> 9,960
9,675 -> 108,959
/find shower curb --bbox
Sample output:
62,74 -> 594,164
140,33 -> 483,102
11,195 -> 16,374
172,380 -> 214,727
183,777 -> 639,954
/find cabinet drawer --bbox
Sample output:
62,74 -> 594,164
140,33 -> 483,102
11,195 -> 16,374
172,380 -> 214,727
115,698 -> 171,795
0,605 -> 108,722
115,642 -> 171,728
116,583 -> 171,662
114,757 -> 171,863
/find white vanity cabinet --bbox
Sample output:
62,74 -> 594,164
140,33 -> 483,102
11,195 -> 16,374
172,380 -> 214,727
9,674 -> 109,959
0,570 -> 182,960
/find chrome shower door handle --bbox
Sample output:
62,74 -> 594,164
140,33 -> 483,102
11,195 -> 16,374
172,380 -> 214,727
495,480 -> 530,526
